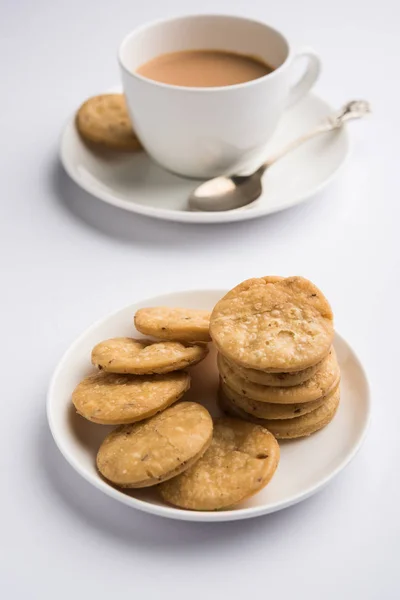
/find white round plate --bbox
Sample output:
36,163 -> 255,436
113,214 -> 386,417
61,92 -> 349,224
47,289 -> 370,522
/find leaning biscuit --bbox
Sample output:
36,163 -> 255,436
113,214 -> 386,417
218,348 -> 339,404
76,94 -> 142,151
91,337 -> 208,375
72,370 -> 190,425
219,385 -> 340,439
97,402 -> 213,488
210,276 -> 334,372
134,307 -> 211,343
220,380 -> 327,419
159,417 -> 280,510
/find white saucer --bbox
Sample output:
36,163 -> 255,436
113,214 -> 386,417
47,289 -> 370,522
60,92 -> 349,224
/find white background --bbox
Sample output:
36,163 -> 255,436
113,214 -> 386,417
1,0 -> 399,598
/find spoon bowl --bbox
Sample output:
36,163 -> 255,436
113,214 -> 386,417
189,174 -> 263,212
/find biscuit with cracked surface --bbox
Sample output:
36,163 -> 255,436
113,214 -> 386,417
210,276 -> 334,372
72,370 -> 190,425
97,402 -> 213,487
91,337 -> 208,374
159,418 -> 280,510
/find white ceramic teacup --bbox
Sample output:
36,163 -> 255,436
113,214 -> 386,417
119,14 -> 321,179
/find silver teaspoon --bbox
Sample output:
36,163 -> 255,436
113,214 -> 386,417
189,100 -> 371,212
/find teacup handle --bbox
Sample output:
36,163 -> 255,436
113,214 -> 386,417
286,48 -> 321,107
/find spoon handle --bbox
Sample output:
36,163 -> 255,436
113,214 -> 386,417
260,100 -> 371,173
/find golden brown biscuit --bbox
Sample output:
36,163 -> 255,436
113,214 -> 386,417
220,380 -> 327,419
221,354 -> 321,387
218,349 -> 339,404
159,417 -> 280,510
218,385 -> 340,439
76,94 -> 142,151
97,402 -> 213,487
72,370 -> 190,425
91,337 -> 208,374
210,276 -> 334,372
134,307 -> 211,343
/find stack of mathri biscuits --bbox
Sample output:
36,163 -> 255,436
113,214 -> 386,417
71,306 -> 280,511
211,276 -> 340,439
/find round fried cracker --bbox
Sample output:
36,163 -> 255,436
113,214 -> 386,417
210,276 -> 334,372
222,354 -> 321,387
91,337 -> 208,375
218,348 -> 339,404
220,380 -> 327,419
159,417 -> 280,510
134,307 -> 211,343
97,402 -> 213,488
76,94 -> 142,151
72,370 -> 190,425
218,386 -> 340,439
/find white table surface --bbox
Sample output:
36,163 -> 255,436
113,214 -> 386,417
1,0 -> 398,597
